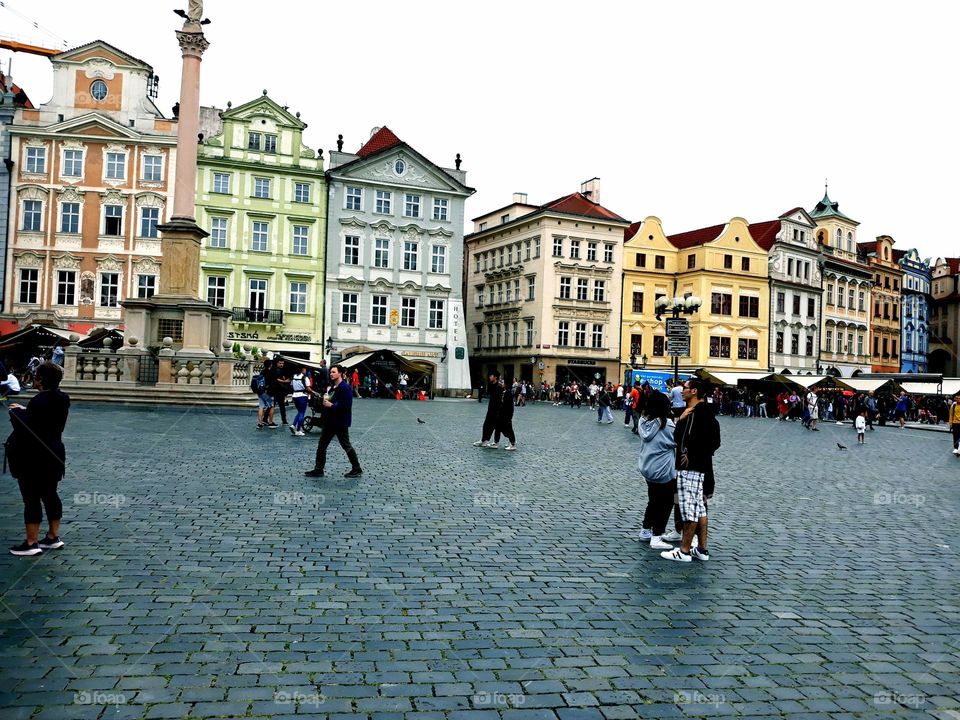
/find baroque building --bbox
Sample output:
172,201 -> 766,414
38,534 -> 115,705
196,94 -> 326,360
325,127 -> 473,393
810,190 -> 872,377
857,235 -> 903,373
895,248 -> 931,373
928,257 -> 960,376
466,180 -> 629,388
1,41 -> 176,335
752,208 -> 822,375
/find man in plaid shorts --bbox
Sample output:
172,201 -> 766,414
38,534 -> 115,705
662,376 -> 720,563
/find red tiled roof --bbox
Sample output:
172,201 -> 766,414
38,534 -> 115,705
945,258 -> 960,274
856,240 -> 877,255
748,220 -> 780,250
624,222 -> 642,242
778,207 -> 805,218
356,126 -> 402,158
540,193 -> 627,223
667,223 -> 726,249
0,70 -> 33,109
891,248 -> 906,262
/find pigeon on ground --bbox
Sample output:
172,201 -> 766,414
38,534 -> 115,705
417,418 -> 426,424
837,442 -> 847,450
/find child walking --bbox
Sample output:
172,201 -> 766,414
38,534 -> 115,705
856,410 -> 866,444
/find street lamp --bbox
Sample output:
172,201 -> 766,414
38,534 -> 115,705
655,294 -> 702,382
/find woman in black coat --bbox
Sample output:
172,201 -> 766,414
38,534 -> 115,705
8,362 -> 70,556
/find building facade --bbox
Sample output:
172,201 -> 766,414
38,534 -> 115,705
810,191 -> 872,376
754,208 -> 822,375
467,180 -> 629,388
928,257 -> 960,376
896,248 -> 931,373
0,70 -> 34,317
2,41 -> 176,335
858,235 -> 903,373
196,95 -> 326,360
325,127 -> 473,393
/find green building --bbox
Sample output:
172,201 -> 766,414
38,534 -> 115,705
196,94 -> 327,360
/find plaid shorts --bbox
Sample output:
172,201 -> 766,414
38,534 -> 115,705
677,469 -> 707,522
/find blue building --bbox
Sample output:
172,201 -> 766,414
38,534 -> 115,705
896,248 -> 931,373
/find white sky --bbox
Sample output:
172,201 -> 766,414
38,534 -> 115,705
3,0 -> 958,260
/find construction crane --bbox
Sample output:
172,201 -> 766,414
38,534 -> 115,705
0,39 -> 59,57
0,1 -> 67,57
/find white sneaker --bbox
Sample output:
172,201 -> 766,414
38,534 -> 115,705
487,442 -> 499,449
295,430 -> 306,436
650,536 -> 672,550
505,444 -> 516,451
661,529 -> 682,542
638,528 -> 653,541
691,547 -> 710,561
953,448 -> 960,455
660,548 -> 692,562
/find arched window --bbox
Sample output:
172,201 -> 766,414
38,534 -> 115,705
836,229 -> 842,246
847,232 -> 853,252
883,246 -> 889,260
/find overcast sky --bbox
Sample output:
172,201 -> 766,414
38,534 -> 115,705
4,0 -> 958,260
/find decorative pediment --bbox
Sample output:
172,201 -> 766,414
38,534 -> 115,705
60,139 -> 85,151
370,220 -> 396,234
18,185 -> 49,201
400,281 -> 422,292
15,252 -> 44,268
426,284 -> 451,295
101,189 -> 125,204
97,255 -> 123,272
341,150 -> 466,194
133,258 -> 160,274
105,142 -> 128,154
54,40 -> 153,72
428,227 -> 454,240
339,216 -> 367,229
53,254 -> 82,270
49,113 -> 141,140
58,186 -> 85,203
221,95 -> 306,129
369,278 -> 393,289
135,192 -> 165,208
84,59 -> 116,80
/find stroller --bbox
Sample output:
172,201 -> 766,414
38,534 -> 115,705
301,394 -> 325,433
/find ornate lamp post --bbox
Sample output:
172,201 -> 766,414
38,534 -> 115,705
655,294 -> 702,383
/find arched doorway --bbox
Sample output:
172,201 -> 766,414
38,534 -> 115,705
928,349 -> 951,374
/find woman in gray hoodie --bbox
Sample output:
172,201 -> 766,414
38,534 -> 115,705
637,391 -> 678,550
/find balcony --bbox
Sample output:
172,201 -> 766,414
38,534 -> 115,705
231,307 -> 284,324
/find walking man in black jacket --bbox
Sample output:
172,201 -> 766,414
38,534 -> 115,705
473,371 -> 503,448
662,377 -> 720,563
304,365 -> 362,478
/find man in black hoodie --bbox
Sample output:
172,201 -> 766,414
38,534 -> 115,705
661,376 -> 720,563
473,371 -> 503,448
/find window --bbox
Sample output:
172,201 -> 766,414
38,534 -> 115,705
137,274 -> 156,299
429,299 -> 445,329
403,241 -> 418,271
723,254 -> 733,269
711,292 -> 732,315
505,283 -> 512,303
892,339 -> 898,357
213,172 -> 230,193
587,242 -> 597,262
804,262 -> 810,280
739,296 -> 759,318
106,152 -> 125,179
893,279 -> 899,291
495,324 -> 501,347
807,298 -> 815,317
374,190 -> 392,214
404,194 -> 421,218
893,303 -> 899,321
104,205 -> 123,236
203,216 -> 226,248
207,276 -> 226,307
371,295 -> 388,325
23,200 -> 42,231
826,329 -> 833,353
497,283 -> 503,303
100,272 -> 119,307
856,334 -> 863,355
632,291 -> 644,313
827,284 -> 834,305
253,177 -> 271,198
374,238 -> 390,268
847,332 -> 854,353
653,336 -> 665,356
25,147 -> 46,173
775,331 -> 784,353
559,277 -> 571,299
251,221 -> 269,252
738,338 -> 758,360
345,187 -> 362,210
289,282 -> 307,313
591,324 -> 603,349
344,235 -> 360,265
142,155 -> 162,182
570,239 -> 580,259
558,321 -> 569,346
574,322 -> 587,347
709,336 -> 731,358
629,334 -> 643,356
636,252 -> 646,268
341,292 -> 358,323
294,183 -> 311,203
140,207 -> 159,238
687,254 -> 696,269
56,270 -> 76,305
874,301 -> 881,318
433,198 -> 448,221
604,244 -> 614,263
788,258 -> 794,276
883,303 -> 890,319
838,287 -> 845,308
535,237 -> 541,257
792,294 -> 801,315
507,246 -> 513,265
431,245 -> 446,274
776,291 -> 785,313
553,237 -> 563,257
741,257 -> 750,272
498,248 -> 504,267
18,268 -> 38,304
576,278 -> 588,301
593,280 -> 606,302
513,278 -> 521,303
264,134 -> 277,154
526,320 -> 534,347
501,214 -> 510,225
791,333 -> 799,355
401,297 -> 417,327
248,132 -> 262,150
292,225 -> 309,256
63,149 -> 83,177
60,202 -> 80,233
527,276 -> 535,301
655,255 -> 665,270
858,291 -> 865,312
524,240 -> 532,260
805,335 -> 814,356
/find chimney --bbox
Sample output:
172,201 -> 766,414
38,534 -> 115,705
512,192 -> 528,204
580,177 -> 601,203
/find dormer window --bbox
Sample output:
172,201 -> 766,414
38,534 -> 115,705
394,158 -> 406,176
90,80 -> 108,101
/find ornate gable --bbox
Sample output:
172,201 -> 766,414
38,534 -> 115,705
222,95 -> 306,130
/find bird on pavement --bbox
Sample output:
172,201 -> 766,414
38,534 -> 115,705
417,418 -> 426,424
837,442 -> 847,450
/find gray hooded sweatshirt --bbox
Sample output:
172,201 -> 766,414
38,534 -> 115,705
638,416 -> 677,483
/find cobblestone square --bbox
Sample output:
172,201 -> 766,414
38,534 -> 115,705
0,399 -> 957,719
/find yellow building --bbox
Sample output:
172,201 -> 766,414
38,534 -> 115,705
621,217 -> 770,376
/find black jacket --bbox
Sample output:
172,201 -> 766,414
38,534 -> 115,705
674,400 -> 720,475
499,386 -> 515,420
322,381 -> 354,429
8,390 -> 70,480
485,381 -> 503,417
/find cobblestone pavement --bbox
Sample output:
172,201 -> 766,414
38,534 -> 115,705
0,399 -> 957,719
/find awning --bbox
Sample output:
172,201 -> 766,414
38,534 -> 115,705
842,377 -> 899,393
0,324 -> 87,350
902,379 -> 960,396
699,370 -> 780,386
787,375 -> 854,390
337,352 -> 374,370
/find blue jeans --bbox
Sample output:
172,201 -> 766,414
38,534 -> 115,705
293,396 -> 308,431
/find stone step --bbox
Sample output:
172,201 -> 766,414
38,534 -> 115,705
59,382 -> 258,408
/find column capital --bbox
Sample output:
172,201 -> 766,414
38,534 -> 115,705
176,29 -> 209,57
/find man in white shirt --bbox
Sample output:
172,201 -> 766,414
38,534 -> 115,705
670,380 -> 685,418
805,389 -> 820,430
1,372 -> 21,398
